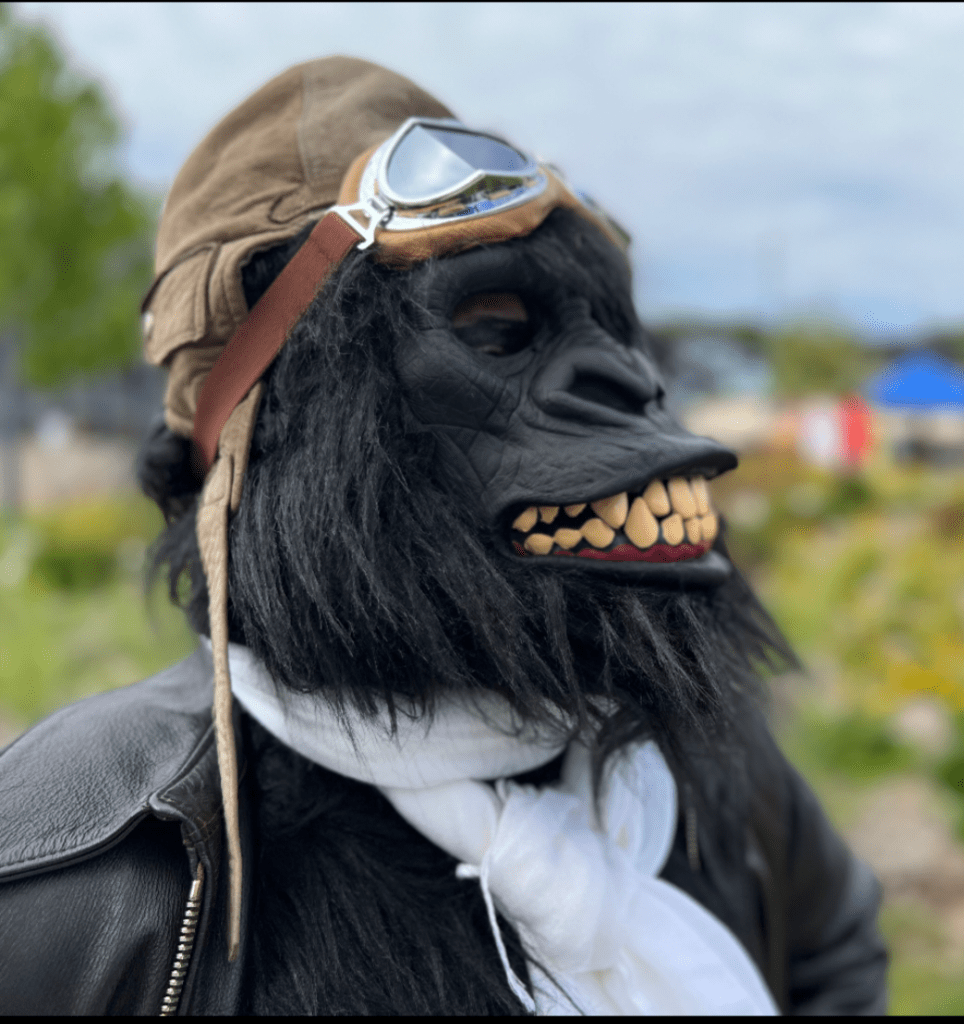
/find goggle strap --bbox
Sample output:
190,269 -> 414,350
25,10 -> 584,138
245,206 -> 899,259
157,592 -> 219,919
193,211 -> 362,474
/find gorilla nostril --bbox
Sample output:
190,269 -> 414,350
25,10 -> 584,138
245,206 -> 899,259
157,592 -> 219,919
568,372 -> 648,416
534,346 -> 663,425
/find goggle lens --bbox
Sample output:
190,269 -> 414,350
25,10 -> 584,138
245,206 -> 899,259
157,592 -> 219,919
386,124 -> 531,203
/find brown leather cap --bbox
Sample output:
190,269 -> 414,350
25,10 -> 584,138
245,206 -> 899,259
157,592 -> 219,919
142,56 -> 451,438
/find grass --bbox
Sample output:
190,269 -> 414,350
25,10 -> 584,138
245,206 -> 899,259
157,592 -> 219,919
879,902 -> 964,1015
717,448 -> 964,1014
0,491 -> 196,727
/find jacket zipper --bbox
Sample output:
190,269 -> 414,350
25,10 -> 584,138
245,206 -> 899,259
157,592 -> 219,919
160,862 -> 205,1016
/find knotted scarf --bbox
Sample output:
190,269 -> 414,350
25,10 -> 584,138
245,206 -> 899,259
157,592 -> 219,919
224,641 -> 778,1015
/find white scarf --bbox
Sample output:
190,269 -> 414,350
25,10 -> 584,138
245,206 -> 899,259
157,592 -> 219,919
224,642 -> 778,1015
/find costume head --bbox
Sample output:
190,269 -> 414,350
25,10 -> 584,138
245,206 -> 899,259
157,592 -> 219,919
141,56 -> 789,960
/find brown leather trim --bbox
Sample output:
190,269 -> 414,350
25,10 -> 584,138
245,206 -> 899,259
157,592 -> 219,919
192,212 -> 361,472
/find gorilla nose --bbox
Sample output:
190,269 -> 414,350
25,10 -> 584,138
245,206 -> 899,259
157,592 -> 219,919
533,345 -> 664,426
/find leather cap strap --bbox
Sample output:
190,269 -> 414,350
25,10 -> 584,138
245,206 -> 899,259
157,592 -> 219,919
193,211 -> 362,473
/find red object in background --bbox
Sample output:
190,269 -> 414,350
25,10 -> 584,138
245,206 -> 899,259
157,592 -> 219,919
839,394 -> 874,467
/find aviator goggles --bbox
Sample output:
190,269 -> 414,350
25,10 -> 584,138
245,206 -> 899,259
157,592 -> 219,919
192,117 -> 629,472
331,116 -> 629,250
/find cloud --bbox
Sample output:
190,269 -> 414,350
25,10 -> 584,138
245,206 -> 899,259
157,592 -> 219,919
12,1 -> 964,329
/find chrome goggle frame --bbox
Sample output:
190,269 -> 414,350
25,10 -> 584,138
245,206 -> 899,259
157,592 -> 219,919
332,117 -> 548,249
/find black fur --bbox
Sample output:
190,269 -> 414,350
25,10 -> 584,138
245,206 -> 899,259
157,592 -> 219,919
139,209 -> 797,1013
238,715 -> 536,1014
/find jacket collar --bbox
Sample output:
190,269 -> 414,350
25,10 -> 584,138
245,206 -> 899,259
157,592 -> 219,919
0,646 -> 221,880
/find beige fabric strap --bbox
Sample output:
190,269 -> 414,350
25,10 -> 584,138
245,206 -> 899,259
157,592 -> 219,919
197,454 -> 241,961
194,384 -> 262,961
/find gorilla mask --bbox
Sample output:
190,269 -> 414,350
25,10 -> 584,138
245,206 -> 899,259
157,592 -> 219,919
398,219 -> 736,588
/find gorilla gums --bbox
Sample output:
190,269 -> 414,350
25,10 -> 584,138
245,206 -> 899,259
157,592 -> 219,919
0,58 -> 888,1015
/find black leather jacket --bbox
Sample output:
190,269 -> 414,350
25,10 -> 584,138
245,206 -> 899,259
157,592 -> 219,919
0,646 -> 887,1015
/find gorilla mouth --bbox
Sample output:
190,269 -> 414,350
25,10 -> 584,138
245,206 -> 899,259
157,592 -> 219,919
509,475 -> 718,563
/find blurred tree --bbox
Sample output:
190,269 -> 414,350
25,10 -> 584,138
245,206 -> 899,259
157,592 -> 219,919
652,317 -> 884,400
725,323 -> 767,360
761,321 -> 881,399
0,3 -> 154,387
921,329 -> 964,366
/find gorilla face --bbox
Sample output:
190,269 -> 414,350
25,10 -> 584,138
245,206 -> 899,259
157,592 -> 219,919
396,213 -> 737,586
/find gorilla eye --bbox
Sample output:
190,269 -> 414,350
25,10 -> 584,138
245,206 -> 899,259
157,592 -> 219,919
451,291 -> 535,356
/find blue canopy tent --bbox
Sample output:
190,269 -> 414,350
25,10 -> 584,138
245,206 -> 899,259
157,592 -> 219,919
863,351 -> 964,410
863,351 -> 964,464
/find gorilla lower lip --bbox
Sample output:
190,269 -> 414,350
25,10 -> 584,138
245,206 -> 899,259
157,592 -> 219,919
576,542 -> 709,562
509,475 -> 719,563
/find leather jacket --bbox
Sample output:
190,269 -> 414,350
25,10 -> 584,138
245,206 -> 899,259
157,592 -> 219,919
0,646 -> 887,1015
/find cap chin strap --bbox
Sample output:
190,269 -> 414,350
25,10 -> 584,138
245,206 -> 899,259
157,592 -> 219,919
194,384 -> 260,962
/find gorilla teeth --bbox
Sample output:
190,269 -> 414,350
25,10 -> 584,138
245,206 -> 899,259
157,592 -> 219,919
581,517 -> 616,548
513,507 -> 539,532
668,478 -> 697,519
625,497 -> 659,548
510,476 -> 718,556
685,516 -> 702,544
590,492 -> 628,529
524,533 -> 554,555
692,476 -> 710,516
642,479 -> 671,517
661,512 -> 685,546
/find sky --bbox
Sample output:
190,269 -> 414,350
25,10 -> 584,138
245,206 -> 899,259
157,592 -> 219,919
13,1 -> 964,337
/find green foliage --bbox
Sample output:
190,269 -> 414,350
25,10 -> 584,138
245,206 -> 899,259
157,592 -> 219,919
25,496 -> 151,592
0,3 -> 155,386
653,316 -> 891,400
882,900 -> 964,1015
30,544 -> 117,591
924,329 -> 964,366
931,497 -> 964,540
761,321 -> 880,398
888,961 -> 964,1016
723,322 -> 768,360
0,493 -> 196,724
934,712 -> 964,842
822,473 -> 878,517
719,453 -> 964,710
798,708 -> 916,782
